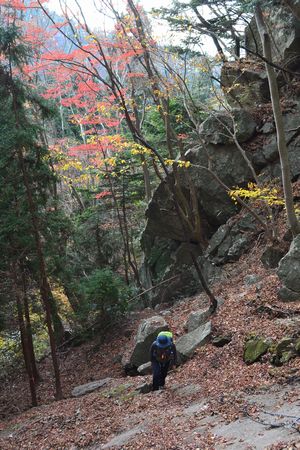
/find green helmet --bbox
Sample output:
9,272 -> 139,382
158,331 -> 173,341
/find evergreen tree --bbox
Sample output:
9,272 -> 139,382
0,22 -> 63,401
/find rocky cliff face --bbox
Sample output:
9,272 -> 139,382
140,2 -> 300,305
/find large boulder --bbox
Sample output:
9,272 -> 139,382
221,62 -> 270,108
143,183 -> 187,242
277,235 -> 300,301
129,316 -> 169,368
256,104 -> 300,180
141,239 -> 221,306
205,213 -> 262,265
176,321 -> 211,364
261,245 -> 287,269
185,141 -> 254,227
143,118 -> 256,249
185,307 -> 211,333
243,337 -> 271,364
245,3 -> 300,66
139,0 -> 300,306
137,361 -> 152,375
271,337 -> 298,366
141,107 -> 258,303
198,109 -> 257,145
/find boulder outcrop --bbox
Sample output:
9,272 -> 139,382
198,109 -> 257,145
176,321 -> 211,364
140,1 -> 300,305
245,2 -> 300,66
128,316 -> 169,368
185,307 -> 211,333
277,235 -> 300,301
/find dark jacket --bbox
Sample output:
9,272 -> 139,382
150,341 -> 177,365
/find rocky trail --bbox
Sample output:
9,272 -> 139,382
0,243 -> 300,449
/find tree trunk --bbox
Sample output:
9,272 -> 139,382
12,266 -> 38,406
9,40 -> 63,400
141,154 -> 152,202
21,270 -> 41,383
255,4 -> 300,237
17,147 -> 63,400
121,175 -> 141,286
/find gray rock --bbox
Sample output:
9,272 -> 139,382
212,335 -> 232,347
101,426 -> 145,449
135,382 -> 152,394
277,235 -> 300,295
260,122 -> 274,134
129,316 -> 169,368
221,63 -> 269,108
137,361 -> 152,375
206,214 -> 260,265
71,378 -> 111,397
186,142 -> 242,223
262,137 -> 279,163
238,214 -> 259,232
228,236 -> 250,259
186,308 -> 211,333
146,242 -> 221,306
183,401 -> 209,416
258,105 -> 300,183
176,321 -> 211,364
143,131 -> 255,252
278,286 -> 300,302
198,109 -> 257,145
245,4 -> 300,64
206,224 -> 230,257
244,274 -> 261,286
261,246 -> 286,269
171,383 -> 202,397
143,184 -> 186,242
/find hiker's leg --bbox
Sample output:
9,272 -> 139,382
160,361 -> 170,387
152,361 -> 161,391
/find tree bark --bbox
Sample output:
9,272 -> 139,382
11,265 -> 38,407
21,270 -> 41,383
8,29 -> 63,400
255,4 -> 300,237
17,148 -> 63,400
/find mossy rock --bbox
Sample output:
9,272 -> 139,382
102,383 -> 133,399
243,336 -> 271,364
271,337 -> 297,366
275,338 -> 294,356
280,351 -> 295,364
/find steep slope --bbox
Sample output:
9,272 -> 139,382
0,226 -> 299,449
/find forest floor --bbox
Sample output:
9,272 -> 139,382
0,238 -> 300,449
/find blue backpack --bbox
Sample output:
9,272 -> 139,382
154,334 -> 174,363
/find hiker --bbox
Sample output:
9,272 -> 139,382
150,332 -> 177,391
